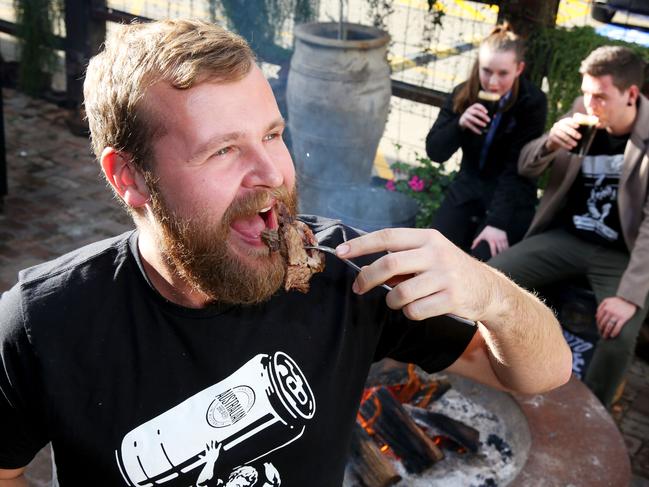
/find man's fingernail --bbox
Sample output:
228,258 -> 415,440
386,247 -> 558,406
352,280 -> 360,294
336,244 -> 350,256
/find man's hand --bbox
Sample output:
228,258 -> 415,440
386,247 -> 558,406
471,225 -> 509,257
0,467 -> 28,487
459,103 -> 491,135
336,228 -> 498,322
545,116 -> 581,152
336,228 -> 573,394
596,296 -> 637,339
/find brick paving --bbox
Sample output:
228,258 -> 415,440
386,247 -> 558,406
1,88 -> 648,486
0,89 -> 131,291
613,356 -> 649,486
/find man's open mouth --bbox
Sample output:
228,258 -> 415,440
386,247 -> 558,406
259,204 -> 279,231
230,200 -> 280,244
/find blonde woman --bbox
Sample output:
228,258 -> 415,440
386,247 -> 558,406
426,23 -> 547,260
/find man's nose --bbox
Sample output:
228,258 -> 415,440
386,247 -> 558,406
584,94 -> 596,109
244,146 -> 284,188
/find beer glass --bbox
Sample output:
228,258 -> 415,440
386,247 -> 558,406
570,113 -> 599,156
478,90 -> 501,134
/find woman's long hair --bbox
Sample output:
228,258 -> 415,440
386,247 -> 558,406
452,22 -> 525,114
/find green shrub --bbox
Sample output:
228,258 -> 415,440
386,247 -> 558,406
526,26 -> 649,128
15,0 -> 63,96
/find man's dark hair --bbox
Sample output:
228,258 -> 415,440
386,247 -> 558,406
579,46 -> 645,92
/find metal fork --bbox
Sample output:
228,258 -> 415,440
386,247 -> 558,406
305,245 -> 393,292
305,245 -> 476,327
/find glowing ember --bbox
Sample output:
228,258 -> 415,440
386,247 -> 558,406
346,366 -> 527,487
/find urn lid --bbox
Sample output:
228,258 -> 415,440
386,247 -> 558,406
294,21 -> 390,49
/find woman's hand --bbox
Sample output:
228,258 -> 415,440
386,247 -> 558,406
471,225 -> 509,257
459,103 -> 491,135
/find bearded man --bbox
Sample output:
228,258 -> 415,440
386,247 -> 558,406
0,19 -> 570,487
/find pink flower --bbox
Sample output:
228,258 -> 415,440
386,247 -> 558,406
385,180 -> 396,191
408,175 -> 425,192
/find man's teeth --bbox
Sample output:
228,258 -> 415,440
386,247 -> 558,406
260,206 -> 271,213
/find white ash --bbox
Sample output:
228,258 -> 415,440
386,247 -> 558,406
393,388 -> 516,486
344,373 -> 530,487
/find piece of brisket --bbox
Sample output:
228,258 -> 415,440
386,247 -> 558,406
261,204 -> 325,293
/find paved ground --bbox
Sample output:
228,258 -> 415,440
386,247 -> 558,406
1,89 -> 649,486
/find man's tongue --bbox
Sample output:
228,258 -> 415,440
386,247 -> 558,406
231,214 -> 266,240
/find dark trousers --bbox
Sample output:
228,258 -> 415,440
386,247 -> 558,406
431,196 -> 535,261
489,228 -> 649,408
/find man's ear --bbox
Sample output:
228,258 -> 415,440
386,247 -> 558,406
627,85 -> 640,106
100,147 -> 151,208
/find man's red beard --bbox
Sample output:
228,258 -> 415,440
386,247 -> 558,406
148,185 -> 298,306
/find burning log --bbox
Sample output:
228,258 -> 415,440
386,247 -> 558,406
409,382 -> 451,408
348,422 -> 402,487
403,404 -> 480,454
358,387 -> 444,474
366,361 -> 413,386
367,362 -> 450,408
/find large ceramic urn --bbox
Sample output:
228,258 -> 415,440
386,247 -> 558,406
287,22 -> 391,217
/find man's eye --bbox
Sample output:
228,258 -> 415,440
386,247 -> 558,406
264,133 -> 279,142
215,147 -> 231,156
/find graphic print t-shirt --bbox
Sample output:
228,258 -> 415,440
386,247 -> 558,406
561,129 -> 629,251
0,219 -> 476,487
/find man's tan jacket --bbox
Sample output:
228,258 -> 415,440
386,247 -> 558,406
517,94 -> 649,308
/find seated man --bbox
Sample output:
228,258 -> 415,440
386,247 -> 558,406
490,46 -> 648,409
0,19 -> 570,487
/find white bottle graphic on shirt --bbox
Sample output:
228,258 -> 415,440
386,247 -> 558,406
115,351 -> 315,486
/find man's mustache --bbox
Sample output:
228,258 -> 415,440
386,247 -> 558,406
222,186 -> 295,226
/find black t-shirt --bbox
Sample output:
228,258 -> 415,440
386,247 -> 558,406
560,129 -> 628,251
0,217 -> 475,487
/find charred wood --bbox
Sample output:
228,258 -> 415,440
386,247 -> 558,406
403,404 -> 480,453
407,379 -> 451,408
366,362 -> 412,387
366,362 -> 450,407
348,422 -> 402,487
359,387 -> 444,474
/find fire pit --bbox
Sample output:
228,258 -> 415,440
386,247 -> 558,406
344,359 -> 630,487
510,374 -> 630,486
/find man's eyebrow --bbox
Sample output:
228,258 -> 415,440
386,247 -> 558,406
585,91 -> 606,98
266,117 -> 286,132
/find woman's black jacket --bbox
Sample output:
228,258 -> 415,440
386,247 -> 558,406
425,76 -> 547,230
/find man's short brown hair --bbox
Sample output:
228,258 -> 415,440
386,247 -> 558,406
579,45 -> 645,92
84,19 -> 255,174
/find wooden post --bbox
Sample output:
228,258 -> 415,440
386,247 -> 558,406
495,0 -> 561,88
63,0 -> 106,133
